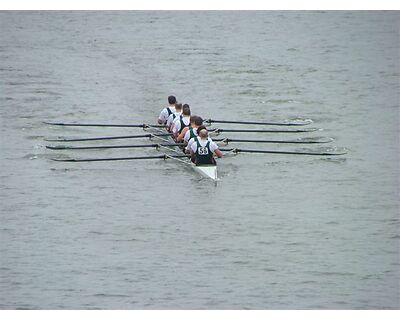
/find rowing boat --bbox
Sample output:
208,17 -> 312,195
165,154 -> 218,181
149,127 -> 219,181
44,117 -> 347,183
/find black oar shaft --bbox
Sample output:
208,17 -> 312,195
220,148 -> 347,156
46,143 -> 183,150
213,138 -> 333,144
52,155 -> 166,162
51,154 -> 190,162
45,133 -> 172,142
213,128 -> 319,133
206,119 -> 312,126
44,121 -> 165,128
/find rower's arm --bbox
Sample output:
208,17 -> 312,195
185,138 -> 194,154
177,127 -> 189,142
190,149 -> 196,163
172,123 -> 180,138
214,149 -> 223,158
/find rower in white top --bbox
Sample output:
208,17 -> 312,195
176,115 -> 203,144
185,117 -> 211,154
157,95 -> 177,125
190,126 -> 223,165
172,104 -> 191,139
166,103 -> 182,132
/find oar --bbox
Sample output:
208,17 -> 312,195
44,133 -> 172,142
205,118 -> 313,126
210,128 -> 320,134
46,143 -> 184,150
220,148 -> 347,156
43,121 -> 166,128
51,154 -> 190,162
213,137 -> 333,144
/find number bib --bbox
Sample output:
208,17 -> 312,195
195,139 -> 214,165
198,146 -> 209,155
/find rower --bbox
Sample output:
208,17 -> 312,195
157,95 -> 177,124
190,126 -> 223,165
176,115 -> 203,143
186,123 -> 208,153
172,104 -> 191,138
166,103 -> 182,132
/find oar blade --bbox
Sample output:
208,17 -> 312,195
296,137 -> 334,143
46,145 -> 68,150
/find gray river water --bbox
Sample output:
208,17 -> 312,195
0,11 -> 399,309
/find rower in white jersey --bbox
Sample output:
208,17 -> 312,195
172,104 -> 191,139
157,95 -> 176,125
176,115 -> 203,143
166,103 -> 182,132
185,124 -> 205,154
190,126 -> 223,165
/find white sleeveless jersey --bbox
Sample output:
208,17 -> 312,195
172,116 -> 190,135
184,127 -> 198,143
190,137 -> 219,153
158,106 -> 176,124
187,136 -> 216,152
170,114 -> 181,132
166,111 -> 181,128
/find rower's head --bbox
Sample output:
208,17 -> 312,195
168,96 -> 176,105
197,126 -> 208,139
190,115 -> 197,126
194,116 -> 203,127
182,104 -> 191,116
190,116 -> 203,128
175,103 -> 183,112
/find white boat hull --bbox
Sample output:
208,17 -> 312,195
191,163 -> 218,181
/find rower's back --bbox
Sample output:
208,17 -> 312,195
173,104 -> 191,136
167,103 -> 183,131
191,127 -> 222,166
158,95 -> 177,124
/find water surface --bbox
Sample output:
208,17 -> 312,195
0,11 -> 399,309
